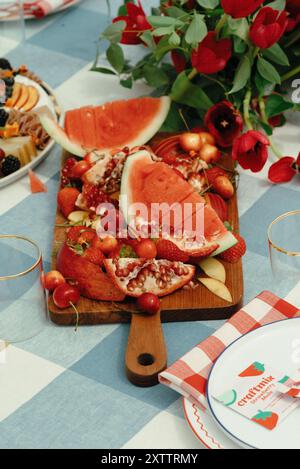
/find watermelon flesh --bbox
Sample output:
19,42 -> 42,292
120,150 -> 237,256
40,96 -> 171,157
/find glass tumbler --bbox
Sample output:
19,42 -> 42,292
268,210 -> 300,295
0,235 -> 47,343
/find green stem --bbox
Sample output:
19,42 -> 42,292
258,98 -> 282,160
281,65 -> 300,83
243,90 -> 253,131
188,68 -> 198,81
215,13 -> 228,38
284,26 -> 300,48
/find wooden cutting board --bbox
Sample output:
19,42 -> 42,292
48,138 -> 243,327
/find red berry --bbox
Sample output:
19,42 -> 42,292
198,132 -> 216,146
57,187 -> 80,218
66,226 -> 94,244
53,284 -> 80,309
199,144 -> 221,164
43,270 -> 66,292
135,239 -> 157,259
97,236 -> 118,255
179,133 -> 203,152
82,184 -> 111,210
219,234 -> 246,263
137,293 -> 160,315
205,167 -> 228,185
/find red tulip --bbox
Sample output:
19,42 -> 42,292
269,154 -> 300,184
232,130 -> 270,173
250,7 -> 288,49
171,50 -> 186,74
113,1 -> 151,45
204,101 -> 243,148
221,0 -> 264,19
191,32 -> 232,75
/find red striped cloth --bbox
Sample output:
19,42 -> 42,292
159,291 -> 300,408
23,0 -> 74,18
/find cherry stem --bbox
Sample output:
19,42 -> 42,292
69,302 -> 79,332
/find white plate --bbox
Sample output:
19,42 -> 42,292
0,78 -> 61,189
0,0 -> 81,21
207,318 -> 300,450
183,398 -> 239,450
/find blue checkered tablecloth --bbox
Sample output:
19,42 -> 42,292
0,0 -> 299,450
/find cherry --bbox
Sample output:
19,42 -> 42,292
199,143 -> 221,164
43,270 -> 66,292
72,160 -> 91,179
198,132 -> 216,146
97,236 -> 118,255
137,293 -> 160,316
179,133 -> 202,153
213,176 -> 234,200
135,239 -> 157,260
53,284 -> 80,309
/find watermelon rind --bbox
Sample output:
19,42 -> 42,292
212,231 -> 238,256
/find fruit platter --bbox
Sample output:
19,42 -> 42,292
0,58 -> 60,188
41,95 -> 245,329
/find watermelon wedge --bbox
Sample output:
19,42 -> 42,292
39,96 -> 171,157
120,150 -> 237,256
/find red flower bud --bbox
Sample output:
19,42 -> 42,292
204,100 -> 243,148
250,7 -> 288,49
286,0 -> 300,32
191,31 -> 232,75
113,1 -> 151,45
268,157 -> 297,183
221,0 -> 264,19
232,130 -> 270,173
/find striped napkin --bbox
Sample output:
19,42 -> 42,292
159,291 -> 300,409
24,0 -> 74,18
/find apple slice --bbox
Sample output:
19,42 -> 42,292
15,84 -> 30,110
6,82 -> 22,107
68,210 -> 90,224
199,278 -> 233,303
21,86 -> 39,112
198,258 -> 226,283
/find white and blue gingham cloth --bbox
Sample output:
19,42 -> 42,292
0,0 -> 299,449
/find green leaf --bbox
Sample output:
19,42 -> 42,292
90,66 -> 117,75
106,43 -> 125,74
257,57 -> 281,84
154,35 -> 177,61
148,16 -> 181,28
266,0 -> 286,10
120,76 -> 133,89
227,17 -> 249,43
100,21 -> 126,43
170,71 -> 213,111
140,31 -> 156,50
143,65 -> 170,87
169,31 -> 181,46
196,0 -> 219,8
165,6 -> 187,18
255,72 -> 270,96
234,37 -> 247,54
229,56 -> 251,94
265,94 -> 294,118
185,14 -> 207,48
263,43 -> 290,66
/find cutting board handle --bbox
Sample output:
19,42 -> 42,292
125,311 -> 167,387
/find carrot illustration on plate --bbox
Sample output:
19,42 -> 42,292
239,362 -> 265,378
252,410 -> 279,430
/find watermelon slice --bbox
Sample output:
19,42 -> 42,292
39,96 -> 171,157
120,150 -> 237,256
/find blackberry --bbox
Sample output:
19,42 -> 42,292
1,155 -> 21,176
0,109 -> 8,127
4,77 -> 14,87
5,86 -> 13,98
0,58 -> 12,71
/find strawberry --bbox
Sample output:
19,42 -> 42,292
205,167 -> 227,185
156,239 -> 190,262
219,234 -> 246,263
78,230 -> 96,245
239,362 -> 265,378
252,411 -> 279,431
83,247 -> 105,265
57,187 -> 80,218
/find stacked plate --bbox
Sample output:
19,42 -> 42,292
184,318 -> 300,449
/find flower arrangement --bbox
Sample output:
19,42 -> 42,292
96,0 -> 300,184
